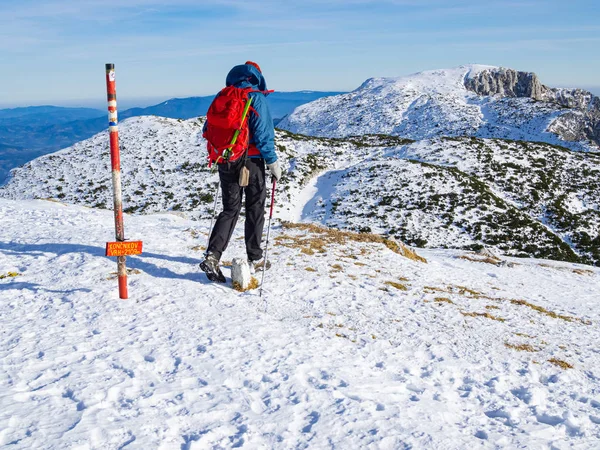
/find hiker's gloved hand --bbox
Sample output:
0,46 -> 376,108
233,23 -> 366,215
267,161 -> 282,182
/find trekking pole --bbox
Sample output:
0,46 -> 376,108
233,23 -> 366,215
259,178 -> 276,298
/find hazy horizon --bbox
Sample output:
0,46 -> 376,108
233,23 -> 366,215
1,84 -> 599,111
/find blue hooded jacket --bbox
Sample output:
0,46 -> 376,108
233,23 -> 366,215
216,63 -> 277,165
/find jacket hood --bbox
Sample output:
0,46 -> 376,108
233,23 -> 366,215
226,64 -> 268,92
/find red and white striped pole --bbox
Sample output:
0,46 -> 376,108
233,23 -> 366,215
105,63 -> 128,299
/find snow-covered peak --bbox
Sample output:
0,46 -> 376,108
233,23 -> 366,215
464,64 -> 501,79
279,65 -> 599,151
355,65 -> 494,96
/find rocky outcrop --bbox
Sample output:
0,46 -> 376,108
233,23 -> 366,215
545,87 -> 594,110
548,96 -> 600,146
465,68 -> 546,100
466,68 -> 600,148
545,90 -> 600,147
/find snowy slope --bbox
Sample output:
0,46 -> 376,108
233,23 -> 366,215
2,116 -> 599,266
278,65 -> 599,152
305,137 -> 600,266
1,198 -> 600,449
0,117 -> 405,221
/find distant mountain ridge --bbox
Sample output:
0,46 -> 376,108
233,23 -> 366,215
0,105 -> 104,123
279,65 -> 600,152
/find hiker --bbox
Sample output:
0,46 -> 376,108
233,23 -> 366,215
200,61 -> 282,283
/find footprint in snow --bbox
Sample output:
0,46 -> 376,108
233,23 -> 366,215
302,411 -> 320,433
475,430 -> 488,440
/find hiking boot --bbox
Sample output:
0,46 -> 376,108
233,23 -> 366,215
248,258 -> 271,275
200,253 -> 226,283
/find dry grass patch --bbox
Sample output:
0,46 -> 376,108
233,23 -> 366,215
424,284 -> 497,301
354,262 -> 367,267
0,272 -> 21,279
434,297 -> 454,304
510,299 -> 590,324
424,286 -> 447,294
184,228 -> 202,238
539,263 -> 595,276
330,263 -> 343,273
190,245 -> 205,251
514,332 -> 535,338
505,342 -> 539,352
384,281 -> 409,291
424,285 -> 591,325
305,267 -> 317,272
274,230 -> 327,255
461,311 -> 505,322
280,222 -> 427,263
459,254 -> 502,266
336,250 -> 358,260
572,268 -> 594,276
233,277 -> 259,292
548,358 -> 573,369
455,285 -> 485,297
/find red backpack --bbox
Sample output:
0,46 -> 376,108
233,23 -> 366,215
203,86 -> 254,165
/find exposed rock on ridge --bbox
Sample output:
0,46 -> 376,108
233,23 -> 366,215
465,68 -> 546,100
465,67 -> 600,147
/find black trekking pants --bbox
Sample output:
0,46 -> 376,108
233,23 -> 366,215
207,158 -> 267,261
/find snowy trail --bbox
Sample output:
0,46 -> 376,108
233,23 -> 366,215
299,169 -> 347,223
1,199 -> 600,449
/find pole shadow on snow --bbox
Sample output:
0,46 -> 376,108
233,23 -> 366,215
0,241 -> 206,284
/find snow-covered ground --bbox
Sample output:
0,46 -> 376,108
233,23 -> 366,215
2,199 -> 600,449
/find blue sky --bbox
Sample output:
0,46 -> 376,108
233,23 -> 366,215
1,0 -> 599,107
